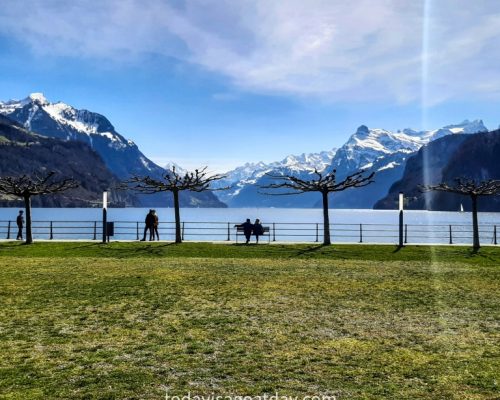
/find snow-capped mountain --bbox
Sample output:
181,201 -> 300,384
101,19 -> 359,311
164,162 -> 188,176
0,93 -> 162,179
0,93 -> 225,208
221,120 -> 488,208
402,119 -> 489,140
328,120 -> 488,177
375,130 -> 500,211
313,150 -> 413,209
0,113 -> 138,207
214,149 -> 336,204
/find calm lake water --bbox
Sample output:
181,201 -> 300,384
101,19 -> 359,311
1,208 -> 499,245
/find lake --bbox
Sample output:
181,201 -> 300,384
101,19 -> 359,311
1,208 -> 499,245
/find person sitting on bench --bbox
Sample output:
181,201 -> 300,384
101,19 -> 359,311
236,218 -> 253,244
253,219 -> 264,244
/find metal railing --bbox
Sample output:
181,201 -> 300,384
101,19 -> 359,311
0,220 -> 498,245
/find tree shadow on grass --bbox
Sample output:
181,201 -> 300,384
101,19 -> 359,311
464,247 -> 499,262
392,245 -> 405,253
0,242 -> 25,253
292,244 -> 331,258
68,241 -> 178,258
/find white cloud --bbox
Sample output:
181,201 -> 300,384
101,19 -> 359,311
1,0 -> 500,103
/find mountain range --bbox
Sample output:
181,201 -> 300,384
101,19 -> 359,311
0,114 -> 136,207
375,130 -> 500,211
217,120 -> 488,208
0,93 -> 494,210
212,149 -> 336,205
0,94 -> 225,208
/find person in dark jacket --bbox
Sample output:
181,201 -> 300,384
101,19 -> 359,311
16,210 -> 24,240
253,218 -> 264,244
152,210 -> 160,241
140,210 -> 155,241
236,218 -> 253,244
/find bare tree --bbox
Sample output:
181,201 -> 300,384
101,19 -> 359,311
260,169 -> 375,245
0,172 -> 79,244
421,178 -> 500,250
122,167 -> 227,243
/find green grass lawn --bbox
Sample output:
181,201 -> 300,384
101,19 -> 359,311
0,243 -> 499,399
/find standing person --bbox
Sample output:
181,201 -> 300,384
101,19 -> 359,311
16,210 -> 24,240
153,210 -> 160,241
253,219 -> 264,244
236,218 -> 253,244
140,210 -> 155,241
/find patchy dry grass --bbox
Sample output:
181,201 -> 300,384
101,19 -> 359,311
1,241 -> 500,266
0,247 -> 499,399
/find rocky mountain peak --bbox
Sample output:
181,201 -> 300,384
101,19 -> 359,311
27,92 -> 49,105
355,125 -> 370,136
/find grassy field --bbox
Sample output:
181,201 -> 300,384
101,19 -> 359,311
0,243 -> 499,399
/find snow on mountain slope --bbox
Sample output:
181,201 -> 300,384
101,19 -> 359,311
213,149 -> 337,203
0,93 -> 163,179
221,120 -> 487,207
164,162 -> 188,175
0,93 -> 135,150
329,120 -> 487,177
0,93 -> 226,208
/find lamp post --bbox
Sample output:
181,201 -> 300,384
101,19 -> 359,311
398,192 -> 404,247
102,191 -> 108,243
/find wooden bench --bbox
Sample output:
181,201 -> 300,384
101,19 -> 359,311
235,226 -> 271,243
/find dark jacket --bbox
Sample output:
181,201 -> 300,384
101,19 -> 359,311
145,213 -> 155,227
253,223 -> 264,236
240,221 -> 253,235
16,215 -> 24,227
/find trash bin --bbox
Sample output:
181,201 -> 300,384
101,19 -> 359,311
106,222 -> 114,240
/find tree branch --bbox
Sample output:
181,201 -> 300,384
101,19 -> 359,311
421,177 -> 500,196
260,169 -> 374,196
121,166 -> 228,194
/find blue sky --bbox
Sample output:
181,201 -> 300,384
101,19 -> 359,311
1,0 -> 499,172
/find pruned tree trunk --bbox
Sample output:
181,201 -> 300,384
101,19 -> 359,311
322,191 -> 331,245
471,194 -> 480,250
421,178 -> 500,251
260,169 -> 374,245
24,195 -> 33,245
122,167 -> 227,244
173,189 -> 182,243
0,173 -> 78,244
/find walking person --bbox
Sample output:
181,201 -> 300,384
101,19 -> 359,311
253,218 -> 264,244
236,218 -> 253,244
140,209 -> 155,241
153,210 -> 160,241
16,210 -> 24,240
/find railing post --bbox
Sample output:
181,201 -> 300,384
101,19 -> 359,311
315,223 -> 319,242
227,222 -> 230,241
359,224 -> 363,243
136,222 -> 139,241
449,225 -> 453,245
6,221 -> 11,239
93,221 -> 97,240
494,225 -> 497,245
272,223 -> 276,242
404,224 -> 408,244
50,221 -> 53,240
182,222 -> 185,241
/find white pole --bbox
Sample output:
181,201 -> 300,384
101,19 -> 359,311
102,191 -> 108,243
399,192 -> 404,246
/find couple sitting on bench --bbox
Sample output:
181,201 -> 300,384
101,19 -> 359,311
236,218 -> 266,244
